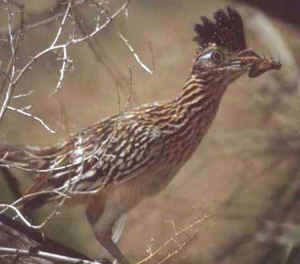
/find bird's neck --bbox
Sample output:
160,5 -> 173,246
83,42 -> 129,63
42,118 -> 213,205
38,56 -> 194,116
156,73 -> 227,163
173,73 -> 227,132
143,72 -> 228,142
149,73 -> 228,166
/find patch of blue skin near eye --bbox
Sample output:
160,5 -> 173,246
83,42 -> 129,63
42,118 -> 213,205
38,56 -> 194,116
199,51 -> 213,60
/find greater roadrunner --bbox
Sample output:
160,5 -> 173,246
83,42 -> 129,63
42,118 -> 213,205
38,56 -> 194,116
0,6 -> 281,264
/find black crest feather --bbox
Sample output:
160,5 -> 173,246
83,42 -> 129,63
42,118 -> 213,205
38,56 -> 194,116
193,7 -> 246,52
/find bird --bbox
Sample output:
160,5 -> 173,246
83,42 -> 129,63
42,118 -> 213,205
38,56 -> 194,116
0,6 -> 281,264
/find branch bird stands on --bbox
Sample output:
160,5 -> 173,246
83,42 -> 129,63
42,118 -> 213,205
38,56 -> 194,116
0,6 -> 281,264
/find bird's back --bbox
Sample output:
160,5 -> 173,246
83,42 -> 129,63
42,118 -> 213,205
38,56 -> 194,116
11,103 -> 166,195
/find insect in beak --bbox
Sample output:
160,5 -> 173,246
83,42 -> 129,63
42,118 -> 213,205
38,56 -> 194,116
248,57 -> 281,78
237,49 -> 281,78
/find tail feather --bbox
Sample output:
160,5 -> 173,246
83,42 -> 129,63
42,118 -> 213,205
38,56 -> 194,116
0,141 -> 80,209
0,144 -> 47,171
0,144 -> 59,209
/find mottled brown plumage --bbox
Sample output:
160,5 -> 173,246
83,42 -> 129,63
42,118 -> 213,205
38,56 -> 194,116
0,7 -> 281,264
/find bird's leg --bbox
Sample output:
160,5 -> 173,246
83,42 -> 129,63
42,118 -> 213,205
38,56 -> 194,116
86,201 -> 130,264
96,230 -> 130,264
112,214 -> 127,244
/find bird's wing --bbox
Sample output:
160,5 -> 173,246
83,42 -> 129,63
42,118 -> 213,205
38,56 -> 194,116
29,115 -> 165,194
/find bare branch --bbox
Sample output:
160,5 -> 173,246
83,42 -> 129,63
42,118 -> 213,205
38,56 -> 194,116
54,46 -> 69,94
0,0 -> 86,36
137,215 -> 210,264
0,4 -> 17,121
71,0 -> 130,44
0,204 -> 33,228
11,0 -> 130,95
0,246 -> 103,264
0,213 -> 103,264
7,105 -> 55,133
119,32 -> 153,74
50,1 -> 72,48
0,189 -> 70,229
12,90 -> 34,99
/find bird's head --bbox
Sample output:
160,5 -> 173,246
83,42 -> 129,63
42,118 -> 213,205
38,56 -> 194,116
192,7 -> 281,85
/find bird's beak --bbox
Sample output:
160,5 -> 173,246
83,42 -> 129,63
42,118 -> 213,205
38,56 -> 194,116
237,49 -> 281,78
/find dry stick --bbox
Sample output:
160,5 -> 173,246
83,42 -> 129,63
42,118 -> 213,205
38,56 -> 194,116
10,0 -> 130,94
119,32 -> 152,74
0,0 -> 129,133
124,67 -> 136,111
0,190 -> 69,229
74,3 -> 149,113
0,1 -> 25,110
0,246 -> 102,264
0,3 -> 54,133
7,105 -> 55,134
12,90 -> 34,98
51,0 -> 73,94
137,214 -> 210,264
0,0 -> 87,36
0,213 -> 101,263
72,5 -> 130,97
0,4 -> 18,120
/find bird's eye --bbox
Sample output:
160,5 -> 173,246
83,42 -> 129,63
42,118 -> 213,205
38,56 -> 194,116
211,50 -> 224,65
196,50 -> 225,65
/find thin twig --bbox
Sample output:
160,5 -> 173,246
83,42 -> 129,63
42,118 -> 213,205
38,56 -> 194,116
0,4 -> 17,121
0,246 -> 102,264
137,215 -> 210,264
0,190 -> 69,229
7,105 -> 55,133
124,67 -> 136,111
10,0 -> 130,94
0,2 -> 25,122
12,90 -> 34,99
0,0 -> 86,36
119,32 -> 153,74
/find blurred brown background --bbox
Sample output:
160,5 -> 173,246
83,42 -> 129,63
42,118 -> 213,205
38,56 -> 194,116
0,0 -> 300,263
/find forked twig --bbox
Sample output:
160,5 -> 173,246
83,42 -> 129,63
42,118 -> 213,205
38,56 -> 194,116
119,32 -> 153,74
7,105 -> 55,134
137,214 -> 210,264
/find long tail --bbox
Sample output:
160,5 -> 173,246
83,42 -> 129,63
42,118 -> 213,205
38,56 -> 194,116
0,141 -> 80,209
0,144 -> 58,209
0,144 -> 47,171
